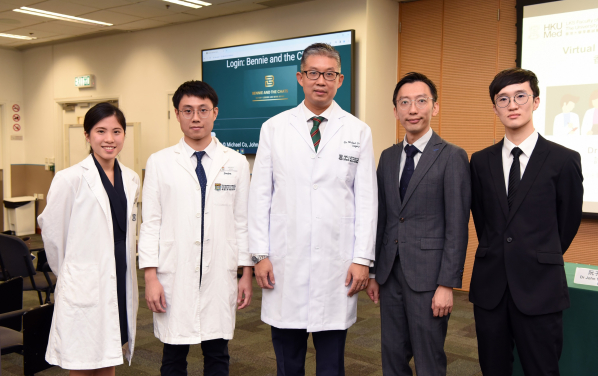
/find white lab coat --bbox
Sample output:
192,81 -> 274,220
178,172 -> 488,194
553,112 -> 580,136
38,154 -> 140,370
138,137 -> 251,344
581,108 -> 597,135
248,101 -> 377,332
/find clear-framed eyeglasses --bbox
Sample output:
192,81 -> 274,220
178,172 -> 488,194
303,70 -> 341,81
495,93 -> 533,108
178,108 -> 214,119
397,97 -> 434,110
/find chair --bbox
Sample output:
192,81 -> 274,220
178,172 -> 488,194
0,277 -> 55,375
0,234 -> 56,305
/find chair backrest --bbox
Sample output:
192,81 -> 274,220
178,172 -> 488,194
0,234 -> 35,280
0,277 -> 24,331
23,303 -> 54,375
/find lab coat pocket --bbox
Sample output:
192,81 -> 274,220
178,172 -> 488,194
62,263 -> 99,308
158,240 -> 177,273
269,214 -> 287,258
338,217 -> 355,260
337,148 -> 360,182
226,239 -> 239,271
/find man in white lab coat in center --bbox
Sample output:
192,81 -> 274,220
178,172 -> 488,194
249,43 -> 377,376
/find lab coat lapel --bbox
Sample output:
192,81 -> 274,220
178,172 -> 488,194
205,139 -> 230,203
119,164 -> 139,220
81,154 -> 111,224
400,131 -> 445,211
174,139 -> 200,186
289,105 -> 316,152
317,102 -> 345,154
489,140 -> 509,220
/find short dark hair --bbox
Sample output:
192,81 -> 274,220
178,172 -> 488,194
300,43 -> 341,71
172,80 -> 218,109
489,68 -> 540,104
392,72 -> 438,106
84,102 -> 126,154
560,94 -> 579,106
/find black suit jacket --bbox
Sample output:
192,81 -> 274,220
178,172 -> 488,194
469,135 -> 583,315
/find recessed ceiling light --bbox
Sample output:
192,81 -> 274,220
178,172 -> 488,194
13,7 -> 113,26
0,32 -> 37,40
185,0 -> 212,5
163,0 -> 201,8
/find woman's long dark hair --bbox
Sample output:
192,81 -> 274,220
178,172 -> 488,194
84,102 -> 126,154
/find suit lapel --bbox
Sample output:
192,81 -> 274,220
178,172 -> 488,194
205,140 -> 230,203
393,141 -> 404,203
489,140 -> 509,220
288,105 -> 316,152
174,139 -> 200,185
81,154 -> 111,224
316,102 -> 345,154
506,135 -> 550,226
400,131 -> 445,211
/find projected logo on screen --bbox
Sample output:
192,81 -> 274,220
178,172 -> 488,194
265,75 -> 274,87
245,66 -> 297,108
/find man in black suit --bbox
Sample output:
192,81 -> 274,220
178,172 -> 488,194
469,68 -> 584,376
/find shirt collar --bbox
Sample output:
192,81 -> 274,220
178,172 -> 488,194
182,136 -> 217,160
504,130 -> 538,158
403,127 -> 433,152
301,100 -> 335,123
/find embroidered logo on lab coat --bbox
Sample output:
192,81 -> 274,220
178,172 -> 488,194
215,183 -> 221,191
339,154 -> 359,164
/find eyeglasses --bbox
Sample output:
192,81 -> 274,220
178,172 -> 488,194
178,108 -> 214,119
396,97 -> 434,110
495,93 -> 533,108
303,70 -> 341,81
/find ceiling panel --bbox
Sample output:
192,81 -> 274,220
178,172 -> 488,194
66,0 -> 140,9
109,2 -> 175,18
83,9 -> 142,25
150,12 -> 199,23
28,19 -> 100,33
184,1 -> 267,19
113,17 -> 167,30
4,25 -> 58,37
24,0 -> 101,15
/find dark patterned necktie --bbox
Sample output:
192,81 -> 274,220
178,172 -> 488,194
194,151 -> 207,283
310,116 -> 325,151
399,144 -> 420,201
507,147 -> 523,210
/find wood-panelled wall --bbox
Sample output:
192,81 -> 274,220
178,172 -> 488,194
397,0 -> 598,291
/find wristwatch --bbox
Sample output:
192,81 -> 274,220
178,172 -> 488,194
252,254 -> 268,264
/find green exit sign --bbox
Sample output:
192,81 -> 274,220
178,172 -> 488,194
75,75 -> 95,88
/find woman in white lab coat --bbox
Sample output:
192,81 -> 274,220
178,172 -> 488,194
38,102 -> 140,376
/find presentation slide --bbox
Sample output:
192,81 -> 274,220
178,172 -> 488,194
202,30 -> 353,154
523,0 -> 598,214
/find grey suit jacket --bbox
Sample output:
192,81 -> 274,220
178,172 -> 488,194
373,130 -> 471,291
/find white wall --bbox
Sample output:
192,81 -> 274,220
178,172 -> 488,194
11,0 -> 398,172
0,47 -> 24,199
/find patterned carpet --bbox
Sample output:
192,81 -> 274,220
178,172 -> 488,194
1,251 -> 482,375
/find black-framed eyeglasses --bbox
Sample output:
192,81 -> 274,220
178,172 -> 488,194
495,93 -> 533,108
303,70 -> 341,81
177,108 -> 214,119
396,97 -> 434,110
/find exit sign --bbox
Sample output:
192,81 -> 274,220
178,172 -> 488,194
75,75 -> 95,88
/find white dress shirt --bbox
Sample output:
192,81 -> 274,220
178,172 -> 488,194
301,100 -> 335,134
502,131 -> 538,194
182,137 -> 217,177
399,127 -> 433,179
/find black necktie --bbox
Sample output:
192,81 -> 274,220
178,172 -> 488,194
194,151 -> 207,284
399,144 -> 420,201
507,147 -> 523,210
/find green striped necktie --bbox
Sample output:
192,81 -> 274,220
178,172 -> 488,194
310,116 -> 325,151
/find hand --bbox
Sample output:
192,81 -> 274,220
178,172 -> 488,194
346,263 -> 369,297
366,278 -> 380,304
254,258 -> 275,289
431,285 -> 453,317
237,266 -> 253,309
144,267 -> 167,313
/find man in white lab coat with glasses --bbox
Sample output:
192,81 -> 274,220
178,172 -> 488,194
249,43 -> 377,375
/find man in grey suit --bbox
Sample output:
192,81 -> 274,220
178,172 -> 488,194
367,72 -> 471,375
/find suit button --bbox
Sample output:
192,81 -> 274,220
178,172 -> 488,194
394,239 -> 398,244
506,237 -> 513,243
399,217 -> 405,223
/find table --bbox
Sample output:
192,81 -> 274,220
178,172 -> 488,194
513,262 -> 598,375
